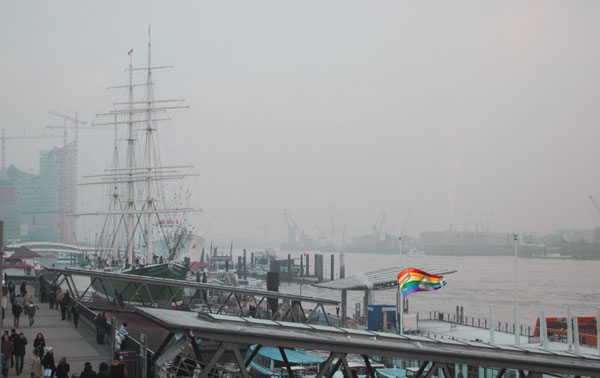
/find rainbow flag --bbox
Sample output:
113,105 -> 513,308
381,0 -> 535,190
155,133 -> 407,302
397,268 -> 447,297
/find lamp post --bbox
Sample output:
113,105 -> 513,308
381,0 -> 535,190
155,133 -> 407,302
514,234 -> 519,345
397,236 -> 403,334
398,236 -> 402,267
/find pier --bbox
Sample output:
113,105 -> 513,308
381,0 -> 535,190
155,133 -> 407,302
33,269 -> 600,377
2,282 -> 111,378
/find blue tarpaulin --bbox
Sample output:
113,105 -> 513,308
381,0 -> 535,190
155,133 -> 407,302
254,346 -> 324,364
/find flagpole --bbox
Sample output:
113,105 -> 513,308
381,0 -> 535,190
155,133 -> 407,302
397,236 -> 403,335
514,234 -> 519,346
397,287 -> 403,335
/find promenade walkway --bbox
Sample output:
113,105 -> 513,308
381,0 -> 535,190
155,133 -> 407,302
2,283 -> 112,377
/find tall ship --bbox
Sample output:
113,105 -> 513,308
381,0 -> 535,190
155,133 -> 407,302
77,28 -> 202,302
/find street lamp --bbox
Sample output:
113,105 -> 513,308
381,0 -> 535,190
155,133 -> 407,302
514,234 -> 519,345
397,236 -> 403,334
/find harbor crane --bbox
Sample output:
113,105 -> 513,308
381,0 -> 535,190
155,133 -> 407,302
282,209 -> 300,242
589,195 -> 600,219
1,128 -> 61,171
372,210 -> 387,240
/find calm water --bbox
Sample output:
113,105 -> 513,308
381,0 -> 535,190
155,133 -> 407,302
72,249 -> 600,329
271,251 -> 600,328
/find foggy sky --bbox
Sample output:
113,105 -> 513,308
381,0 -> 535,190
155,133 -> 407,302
2,1 -> 600,242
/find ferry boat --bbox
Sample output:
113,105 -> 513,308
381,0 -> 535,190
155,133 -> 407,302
246,345 -> 324,377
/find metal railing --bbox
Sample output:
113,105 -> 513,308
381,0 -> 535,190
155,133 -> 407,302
424,311 -> 533,337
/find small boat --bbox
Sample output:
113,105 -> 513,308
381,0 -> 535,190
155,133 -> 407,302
246,345 -> 324,377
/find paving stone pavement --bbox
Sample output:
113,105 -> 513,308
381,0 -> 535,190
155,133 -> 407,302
2,284 -> 112,377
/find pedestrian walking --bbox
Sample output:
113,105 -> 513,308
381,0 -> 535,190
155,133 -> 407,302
48,288 -> 55,310
23,290 -> 31,313
31,348 -> 42,378
40,285 -> 47,303
55,288 -> 64,306
71,304 -> 80,328
59,300 -> 67,321
1,335 -> 13,378
13,332 -> 27,375
28,303 -> 40,326
109,359 -> 126,378
41,347 -> 55,378
64,291 -> 71,320
118,323 -> 128,351
12,300 -> 22,327
33,333 -> 46,362
19,281 -> 26,296
97,362 -> 109,378
9,330 -> 16,368
79,362 -> 96,378
94,312 -> 107,345
55,357 -> 69,378
8,281 -> 15,298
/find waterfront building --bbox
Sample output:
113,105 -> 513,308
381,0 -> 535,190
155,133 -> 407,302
0,142 -> 76,243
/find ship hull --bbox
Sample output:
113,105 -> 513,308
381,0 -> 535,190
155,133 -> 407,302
91,263 -> 188,303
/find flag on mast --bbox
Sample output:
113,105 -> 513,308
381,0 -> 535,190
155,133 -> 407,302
397,268 -> 447,297
128,48 -> 134,55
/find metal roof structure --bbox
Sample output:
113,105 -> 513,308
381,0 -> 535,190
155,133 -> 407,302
47,266 -> 339,306
313,266 -> 456,291
134,307 -> 600,377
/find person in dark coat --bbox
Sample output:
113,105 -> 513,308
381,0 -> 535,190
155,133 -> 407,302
94,313 -> 106,345
41,347 -> 55,378
71,305 -> 80,328
1,334 -> 13,378
79,362 -> 97,378
59,299 -> 67,321
7,281 -> 15,298
19,281 -> 26,296
109,359 -> 126,378
40,285 -> 47,303
13,332 -> 27,375
9,329 -> 16,368
97,362 -> 109,378
64,291 -> 71,320
48,289 -> 56,310
12,301 -> 22,327
33,333 -> 46,362
55,357 -> 70,378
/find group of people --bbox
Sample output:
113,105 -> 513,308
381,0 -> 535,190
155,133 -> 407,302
40,285 -> 81,329
4,281 -> 40,328
36,357 -> 127,378
0,280 -> 131,378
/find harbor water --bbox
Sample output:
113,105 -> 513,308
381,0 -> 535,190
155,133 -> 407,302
271,251 -> 600,329
71,250 -> 600,330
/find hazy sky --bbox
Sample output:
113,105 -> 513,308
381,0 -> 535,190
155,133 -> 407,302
2,1 -> 600,242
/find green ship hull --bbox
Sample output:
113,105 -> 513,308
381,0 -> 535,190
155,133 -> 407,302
91,263 -> 188,304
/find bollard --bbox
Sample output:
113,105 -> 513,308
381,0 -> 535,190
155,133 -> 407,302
573,314 -> 580,353
141,333 -> 147,378
111,317 -> 116,359
243,249 -> 247,280
489,304 -> 495,344
331,254 -> 334,281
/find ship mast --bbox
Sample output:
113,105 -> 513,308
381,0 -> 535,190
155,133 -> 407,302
127,51 -> 135,266
78,29 -> 200,268
112,114 -> 119,261
146,25 -> 154,264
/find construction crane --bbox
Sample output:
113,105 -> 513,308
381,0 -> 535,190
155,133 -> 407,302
589,195 -> 600,219
282,210 -> 299,242
1,128 -> 61,171
372,210 -> 387,239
